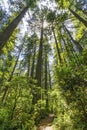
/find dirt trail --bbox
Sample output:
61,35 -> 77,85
37,114 -> 55,130
37,125 -> 53,130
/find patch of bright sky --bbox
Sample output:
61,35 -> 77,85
2,0 -> 10,12
38,0 -> 57,11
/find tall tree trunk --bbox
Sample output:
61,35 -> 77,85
60,29 -> 75,62
35,19 -> 43,86
27,54 -> 31,77
48,62 -> 52,89
0,6 -> 29,51
64,25 -> 83,53
61,33 -> 73,63
45,54 -> 47,90
44,50 -> 48,109
52,26 -> 62,64
60,29 -> 80,65
60,32 -> 69,54
69,8 -> 87,27
58,31 -> 67,65
31,43 -> 36,78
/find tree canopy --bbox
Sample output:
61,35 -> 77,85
0,0 -> 87,129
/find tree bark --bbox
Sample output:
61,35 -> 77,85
35,19 -> 43,86
27,54 -> 31,77
60,28 -> 80,65
52,26 -> 62,64
31,43 -> 36,78
45,50 -> 48,108
48,62 -> 52,89
0,6 -> 29,51
64,25 -> 83,53
69,8 -> 87,27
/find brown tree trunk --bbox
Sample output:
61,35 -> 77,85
52,26 -> 62,64
48,62 -> 52,89
0,6 -> 29,51
69,8 -> 87,27
60,32 -> 73,63
27,54 -> 31,77
58,31 -> 67,65
31,44 -> 36,78
35,19 -> 43,86
64,25 -> 83,53
44,49 -> 48,109
60,29 -> 80,65
60,32 -> 69,54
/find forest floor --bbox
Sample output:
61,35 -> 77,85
36,114 -> 55,130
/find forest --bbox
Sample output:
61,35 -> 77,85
0,0 -> 87,130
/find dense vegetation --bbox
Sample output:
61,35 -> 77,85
0,0 -> 87,129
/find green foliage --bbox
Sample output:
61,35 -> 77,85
0,75 -> 49,129
33,100 -> 47,124
0,0 -> 87,130
51,50 -> 87,130
55,0 -> 70,8
26,0 -> 37,8
47,11 -> 56,23
0,76 -> 37,129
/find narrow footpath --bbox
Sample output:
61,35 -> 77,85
37,114 -> 55,130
